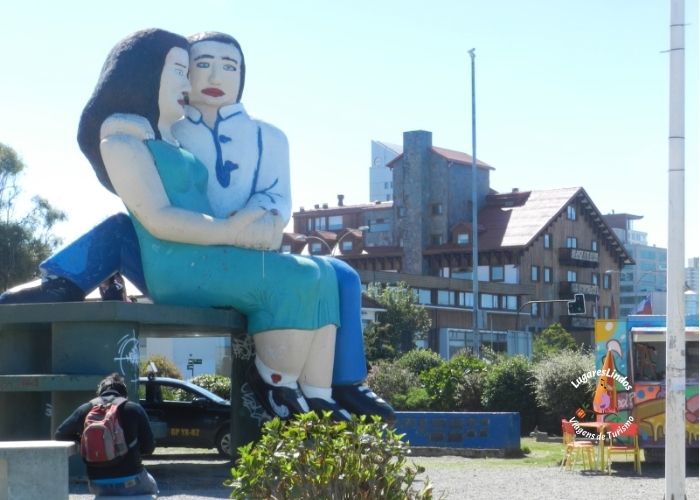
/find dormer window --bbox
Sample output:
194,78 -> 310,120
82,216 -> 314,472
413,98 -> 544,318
281,244 -> 291,254
341,240 -> 353,251
457,233 -> 469,245
311,242 -> 322,253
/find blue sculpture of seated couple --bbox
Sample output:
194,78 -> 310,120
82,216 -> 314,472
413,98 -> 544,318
0,29 -> 392,423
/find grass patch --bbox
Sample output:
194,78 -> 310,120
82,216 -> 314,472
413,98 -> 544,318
413,438 -> 563,470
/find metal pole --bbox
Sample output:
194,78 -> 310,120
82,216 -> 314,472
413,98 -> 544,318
469,48 -> 479,337
666,0 -> 686,497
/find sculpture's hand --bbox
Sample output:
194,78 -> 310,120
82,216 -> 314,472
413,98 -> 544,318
228,209 -> 283,250
226,206 -> 268,247
101,113 -> 155,141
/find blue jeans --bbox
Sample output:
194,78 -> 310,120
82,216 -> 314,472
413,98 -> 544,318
41,213 -> 148,295
41,214 -> 367,385
88,469 -> 158,496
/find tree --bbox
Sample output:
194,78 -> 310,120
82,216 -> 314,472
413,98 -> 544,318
365,282 -> 431,358
532,322 -> 578,362
0,143 -> 66,290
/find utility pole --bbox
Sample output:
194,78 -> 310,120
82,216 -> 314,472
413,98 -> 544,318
469,48 -> 479,337
666,0 -> 686,498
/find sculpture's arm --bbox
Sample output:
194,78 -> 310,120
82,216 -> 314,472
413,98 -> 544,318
100,132 -> 265,246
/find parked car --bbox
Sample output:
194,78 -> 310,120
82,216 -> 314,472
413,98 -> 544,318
138,376 -> 231,456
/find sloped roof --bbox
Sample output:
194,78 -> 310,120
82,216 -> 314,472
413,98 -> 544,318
478,187 -> 633,264
387,146 -> 493,170
479,188 -> 579,249
431,147 -> 494,170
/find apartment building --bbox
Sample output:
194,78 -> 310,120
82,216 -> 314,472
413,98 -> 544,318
285,130 -> 632,354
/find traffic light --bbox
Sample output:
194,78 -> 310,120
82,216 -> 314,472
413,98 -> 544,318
567,293 -> 586,315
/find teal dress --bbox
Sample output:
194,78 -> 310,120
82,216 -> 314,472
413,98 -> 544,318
130,140 -> 340,334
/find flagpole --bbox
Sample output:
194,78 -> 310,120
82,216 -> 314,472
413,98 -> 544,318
468,48 -> 479,337
665,0 -> 686,497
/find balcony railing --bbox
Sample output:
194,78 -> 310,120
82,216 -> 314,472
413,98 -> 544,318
559,315 -> 595,330
559,281 -> 600,297
558,247 -> 599,267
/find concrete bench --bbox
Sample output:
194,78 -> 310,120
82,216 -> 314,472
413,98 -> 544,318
0,440 -> 75,500
0,302 -> 261,466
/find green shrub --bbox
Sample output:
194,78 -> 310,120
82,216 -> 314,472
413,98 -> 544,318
533,349 -> 595,433
365,361 -> 419,409
481,356 -> 538,435
532,323 -> 577,362
189,374 -> 231,400
420,354 -> 486,411
393,387 -> 432,411
396,349 -> 444,377
139,354 -> 182,379
226,412 -> 432,499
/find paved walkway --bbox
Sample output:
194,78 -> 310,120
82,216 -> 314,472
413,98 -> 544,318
68,449 -> 699,499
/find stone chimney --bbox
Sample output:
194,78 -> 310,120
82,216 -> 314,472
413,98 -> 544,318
337,194 -> 344,207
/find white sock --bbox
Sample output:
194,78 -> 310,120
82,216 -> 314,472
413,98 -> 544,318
255,357 -> 298,389
299,384 -> 333,402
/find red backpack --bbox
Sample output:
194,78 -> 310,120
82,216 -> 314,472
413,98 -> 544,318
80,396 -> 134,465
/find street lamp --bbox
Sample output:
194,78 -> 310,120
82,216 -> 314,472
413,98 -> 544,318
304,226 -> 369,256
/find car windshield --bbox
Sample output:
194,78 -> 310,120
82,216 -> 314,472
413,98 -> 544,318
140,378 -> 228,404
184,382 -> 228,404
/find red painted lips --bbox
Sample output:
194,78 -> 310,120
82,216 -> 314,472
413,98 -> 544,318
202,88 -> 225,97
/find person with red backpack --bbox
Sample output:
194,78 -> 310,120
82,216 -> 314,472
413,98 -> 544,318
55,373 -> 157,496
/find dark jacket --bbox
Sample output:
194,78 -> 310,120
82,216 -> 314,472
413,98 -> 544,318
55,389 -> 155,479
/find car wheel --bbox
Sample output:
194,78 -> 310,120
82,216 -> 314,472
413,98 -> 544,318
216,428 -> 232,457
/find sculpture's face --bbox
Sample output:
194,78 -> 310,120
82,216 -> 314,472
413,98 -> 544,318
188,40 -> 242,109
158,47 -> 191,126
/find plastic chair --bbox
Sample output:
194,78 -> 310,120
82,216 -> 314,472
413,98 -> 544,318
561,419 -> 596,471
604,422 -> 641,475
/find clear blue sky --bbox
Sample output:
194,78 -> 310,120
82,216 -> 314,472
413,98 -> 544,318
1,0 -> 697,259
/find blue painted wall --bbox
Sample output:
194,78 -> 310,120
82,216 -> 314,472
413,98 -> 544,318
395,411 -> 520,451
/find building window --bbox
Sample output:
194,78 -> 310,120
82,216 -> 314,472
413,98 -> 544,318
566,236 -> 577,249
543,302 -> 553,319
437,290 -> 455,306
431,234 -> 444,245
341,240 -> 353,251
504,295 -> 518,311
603,273 -> 611,289
457,233 -> 469,245
531,265 -> 540,282
591,240 -> 598,252
307,219 -> 313,232
603,306 -> 611,319
530,302 -> 540,317
567,270 -> 578,283
431,203 -> 444,215
543,267 -> 552,283
544,233 -> 551,249
592,273 -> 599,286
281,244 -> 291,254
311,242 -> 322,253
314,217 -> 327,230
480,293 -> 497,309
490,266 -> 504,282
384,181 -> 390,189
328,215 -> 343,230
458,292 -> 474,307
415,288 -> 431,305
567,205 -> 577,220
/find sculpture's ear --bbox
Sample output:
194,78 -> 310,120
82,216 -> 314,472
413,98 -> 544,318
100,113 -> 155,141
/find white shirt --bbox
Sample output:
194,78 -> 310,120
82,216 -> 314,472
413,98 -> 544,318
173,103 -> 291,223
